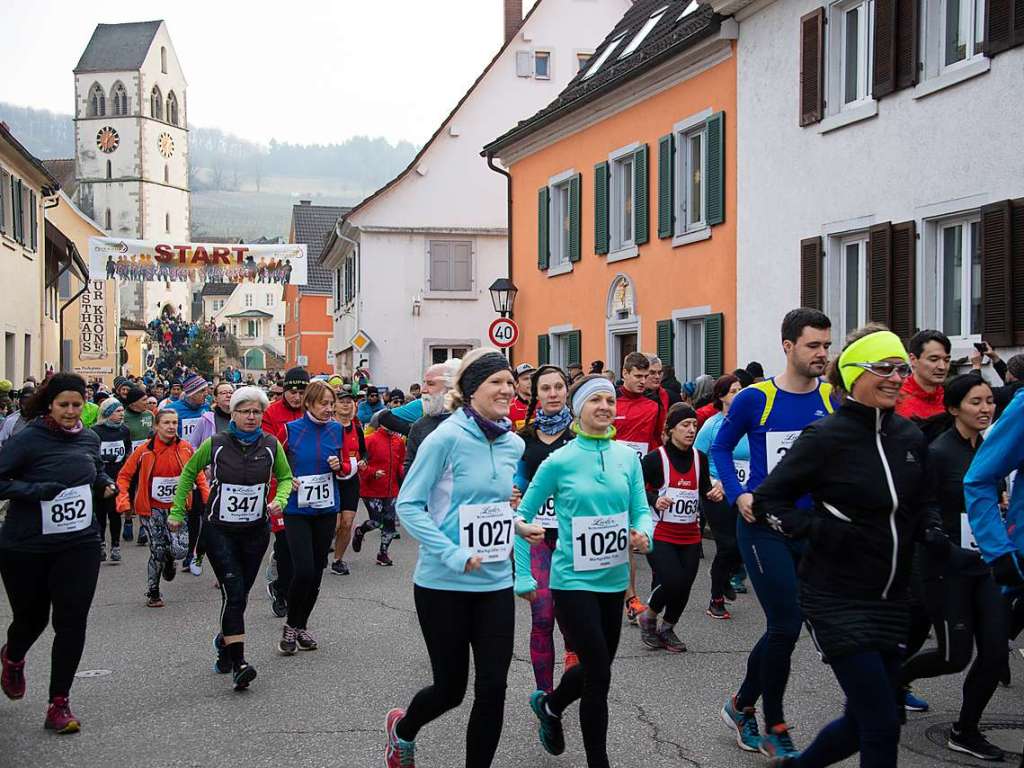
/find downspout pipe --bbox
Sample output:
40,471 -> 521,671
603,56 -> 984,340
486,153 -> 515,366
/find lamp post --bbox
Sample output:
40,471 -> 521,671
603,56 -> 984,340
488,278 -> 518,360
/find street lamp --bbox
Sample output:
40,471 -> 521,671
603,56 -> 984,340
488,278 -> 518,318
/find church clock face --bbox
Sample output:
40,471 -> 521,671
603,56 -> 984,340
96,126 -> 119,154
158,132 -> 174,158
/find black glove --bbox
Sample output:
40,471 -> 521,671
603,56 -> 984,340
922,525 -> 952,563
35,482 -> 67,501
991,551 -> 1024,589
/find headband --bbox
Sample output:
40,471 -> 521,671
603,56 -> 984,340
838,331 -> 909,390
571,377 -> 616,415
665,404 -> 698,432
460,353 -> 512,402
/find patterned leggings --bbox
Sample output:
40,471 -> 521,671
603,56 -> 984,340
530,535 -> 574,693
357,497 -> 397,554
142,509 -> 173,593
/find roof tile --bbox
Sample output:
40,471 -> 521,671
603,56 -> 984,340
291,204 -> 351,295
75,21 -> 163,74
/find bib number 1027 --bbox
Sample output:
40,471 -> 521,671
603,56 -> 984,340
458,502 -> 515,563
463,518 -> 512,550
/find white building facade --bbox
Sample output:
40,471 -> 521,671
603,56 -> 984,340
203,282 -> 286,368
322,0 -> 632,389
718,0 -> 1024,371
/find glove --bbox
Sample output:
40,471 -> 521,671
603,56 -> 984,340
991,551 -> 1024,589
35,482 -> 67,501
922,526 -> 952,563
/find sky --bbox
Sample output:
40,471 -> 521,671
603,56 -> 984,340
0,0 -> 539,147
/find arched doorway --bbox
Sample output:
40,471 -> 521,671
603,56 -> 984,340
244,348 -> 266,371
605,274 -> 639,377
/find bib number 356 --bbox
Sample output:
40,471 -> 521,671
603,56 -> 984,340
572,512 -> 629,571
41,485 -> 93,535
459,502 -> 514,563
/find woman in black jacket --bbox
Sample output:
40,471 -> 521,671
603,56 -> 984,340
753,327 -> 947,768
0,373 -> 115,734
91,397 -> 131,563
899,374 -> 1006,761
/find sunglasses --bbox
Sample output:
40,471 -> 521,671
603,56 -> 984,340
842,361 -> 912,379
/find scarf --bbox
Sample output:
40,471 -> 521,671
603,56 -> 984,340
42,415 -> 84,435
228,421 -> 263,445
462,406 -> 511,442
306,411 -> 331,426
535,406 -> 572,436
571,422 -> 616,441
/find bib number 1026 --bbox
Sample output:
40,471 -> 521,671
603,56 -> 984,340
575,527 -> 627,558
571,512 -> 629,571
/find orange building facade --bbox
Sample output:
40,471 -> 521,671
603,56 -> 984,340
486,4 -> 738,381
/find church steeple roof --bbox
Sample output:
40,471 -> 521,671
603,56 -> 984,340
74,21 -> 163,73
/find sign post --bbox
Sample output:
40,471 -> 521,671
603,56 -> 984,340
488,317 -> 519,349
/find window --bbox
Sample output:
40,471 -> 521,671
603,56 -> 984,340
165,212 -> 170,233
431,346 -> 471,365
943,0 -> 985,66
678,0 -> 700,19
534,51 -> 551,79
151,86 -> 163,120
88,83 -> 105,117
4,334 -> 14,381
106,160 -> 112,179
244,293 -> 253,308
245,319 -> 259,338
679,318 -> 704,380
620,7 -> 668,58
164,165 -> 169,184
938,217 -> 982,337
676,125 -> 706,233
576,52 -> 592,71
834,235 -> 869,341
277,323 -> 285,337
583,35 -> 625,79
293,301 -> 299,320
334,268 -> 342,311
23,334 -> 30,380
614,154 -> 635,248
551,180 -> 572,266
428,240 -> 473,292
266,293 -> 274,307
111,82 -> 128,116
548,329 -> 581,368
213,299 -> 224,312
166,91 -> 179,126
104,209 -> 111,230
344,255 -> 356,303
828,0 -> 874,111
0,169 -> 5,237
515,50 -> 533,77
161,46 -> 167,74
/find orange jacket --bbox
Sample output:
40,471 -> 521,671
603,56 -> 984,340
116,436 -> 209,517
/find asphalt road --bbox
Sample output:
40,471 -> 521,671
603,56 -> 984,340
1,530 -> 1022,768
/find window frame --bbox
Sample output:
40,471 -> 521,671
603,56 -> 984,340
575,51 -> 593,71
244,293 -> 253,308
610,152 -> 637,252
582,35 -> 625,80
619,6 -> 670,59
828,0 -> 876,115
425,239 -> 476,297
934,212 -> 982,340
675,317 -> 706,381
939,0 -> 985,70
150,86 -> 163,120
673,109 -> 713,238
546,168 -> 576,273
829,233 -> 870,344
534,50 -> 551,80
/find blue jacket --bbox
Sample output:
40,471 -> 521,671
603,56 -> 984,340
165,398 -> 210,442
357,399 -> 385,424
396,408 -> 524,592
390,399 -> 423,424
284,414 -> 344,516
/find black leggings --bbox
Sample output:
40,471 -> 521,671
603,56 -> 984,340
704,498 -> 741,600
396,586 -> 514,768
0,543 -> 101,699
548,589 -> 625,768
204,523 -> 270,640
283,514 -> 335,629
646,539 -> 701,625
901,561 -> 1007,730
186,489 -> 205,560
95,495 -> 121,547
271,529 -> 293,597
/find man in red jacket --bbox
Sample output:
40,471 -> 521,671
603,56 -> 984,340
509,363 -> 535,429
896,330 -> 950,421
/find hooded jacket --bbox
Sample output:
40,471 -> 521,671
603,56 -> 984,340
116,435 -> 209,517
188,407 -> 231,449
359,428 -> 406,498
614,386 -> 663,455
92,421 -> 132,479
122,407 -> 154,446
896,374 -> 945,421
262,397 -> 302,443
283,413 -> 346,516
165,396 -> 210,442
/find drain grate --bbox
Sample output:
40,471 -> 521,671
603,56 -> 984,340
74,669 -> 112,678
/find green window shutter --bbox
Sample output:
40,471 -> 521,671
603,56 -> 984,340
538,334 -> 550,365
656,319 -> 675,366
634,144 -> 649,245
657,134 -> 675,239
14,178 -> 23,244
569,173 -> 582,262
29,191 -> 37,251
537,187 -> 550,270
703,313 -> 724,378
706,112 -> 725,226
594,162 -> 609,255
567,330 -> 582,366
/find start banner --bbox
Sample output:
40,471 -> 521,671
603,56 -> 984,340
89,237 -> 308,286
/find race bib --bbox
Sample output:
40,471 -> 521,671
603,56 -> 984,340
960,512 -> 979,551
151,476 -> 180,505
41,485 -> 93,535
534,496 -> 559,530
296,473 -> 335,509
100,440 -> 126,462
132,439 -> 148,451
219,483 -> 265,522
733,460 -> 750,486
765,431 -> 801,474
621,441 -> 648,460
572,512 -> 629,571
459,502 -> 515,562
180,418 -> 202,440
661,487 -> 700,524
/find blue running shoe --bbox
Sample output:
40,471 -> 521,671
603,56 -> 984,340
730,574 -> 748,594
760,724 -> 799,760
529,690 -> 565,755
721,695 -> 761,752
213,634 -> 231,674
903,689 -> 929,712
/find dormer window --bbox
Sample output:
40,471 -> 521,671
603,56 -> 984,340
620,6 -> 669,59
582,35 -> 625,80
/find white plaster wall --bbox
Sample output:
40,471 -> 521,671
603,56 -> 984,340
209,283 -> 286,355
735,0 -> 1024,373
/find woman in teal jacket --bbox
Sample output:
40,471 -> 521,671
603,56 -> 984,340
384,349 -> 542,768
514,373 -> 653,768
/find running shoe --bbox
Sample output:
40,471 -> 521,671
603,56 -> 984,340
658,627 -> 687,653
625,595 -> 646,626
189,557 -> 203,576
760,724 -> 799,760
351,526 -> 365,553
100,543 -> 107,562
265,554 -> 278,584
136,534 -> 148,547
385,707 -> 416,768
1,644 -> 26,700
330,559 -> 350,576
721,695 -> 761,752
563,651 -> 579,672
123,519 -> 134,541
724,582 -> 737,602
639,613 -> 661,650
376,552 -> 394,567
706,598 -> 732,620
278,625 -> 297,655
903,688 -> 929,712
162,555 -> 176,582
767,758 -> 798,767
213,634 -> 232,674
44,696 -> 80,734
529,690 -> 565,755
296,628 -> 318,651
181,557 -> 191,573
232,663 -> 257,691
271,588 -> 288,618
110,546 -> 122,563
947,725 -> 1003,761
730,574 -> 748,594
146,592 -> 164,608
393,531 -> 401,540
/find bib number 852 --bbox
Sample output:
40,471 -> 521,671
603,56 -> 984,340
575,527 -> 627,558
50,498 -> 88,524
462,519 -> 513,549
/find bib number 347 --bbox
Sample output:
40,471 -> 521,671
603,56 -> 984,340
572,512 -> 629,571
459,502 -> 514,563
41,485 -> 93,535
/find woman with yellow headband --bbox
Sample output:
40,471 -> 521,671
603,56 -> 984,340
752,325 -> 949,768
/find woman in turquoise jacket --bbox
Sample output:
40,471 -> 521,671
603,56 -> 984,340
384,349 -> 542,768
514,374 -> 653,768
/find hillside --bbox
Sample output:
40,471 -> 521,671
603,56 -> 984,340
0,102 -> 417,239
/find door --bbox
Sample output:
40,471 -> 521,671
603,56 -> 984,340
616,333 -> 637,376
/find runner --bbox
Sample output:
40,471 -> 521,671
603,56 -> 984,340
357,386 -> 385,424
510,362 -> 535,429
166,373 -> 211,575
329,388 -> 365,576
514,373 -> 653,768
645,355 -> 680,409
0,385 -> 34,449
896,330 -> 951,422
639,403 -> 713,652
514,364 -> 578,692
352,422 -> 404,566
712,308 -> 834,759
377,362 -> 453,437
384,348 -> 539,768
899,374 -> 1005,760
753,326 -> 943,768
279,380 -> 347,656
170,386 -> 293,691
189,381 -> 234,447
0,373 -> 114,733
403,358 -> 461,473
120,386 -> 154,545
91,398 -> 131,563
694,374 -> 750,618
116,409 -> 209,607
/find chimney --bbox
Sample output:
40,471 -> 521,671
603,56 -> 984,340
299,199 -> 311,206
504,0 -> 523,43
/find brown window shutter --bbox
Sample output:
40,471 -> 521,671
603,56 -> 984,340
981,201 -> 1014,347
868,223 -> 893,326
895,0 -> 919,89
1016,0 -> 1024,47
890,221 -> 917,341
800,236 -> 823,309
873,0 -> 898,98
1012,198 -> 1024,344
985,0 -> 1015,55
799,8 -> 825,126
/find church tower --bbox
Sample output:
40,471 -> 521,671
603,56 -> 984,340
73,20 -> 192,321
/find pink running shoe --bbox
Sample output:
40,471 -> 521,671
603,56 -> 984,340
1,644 -> 25,700
385,707 -> 415,767
44,696 -> 81,734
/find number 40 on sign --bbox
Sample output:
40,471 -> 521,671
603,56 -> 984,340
488,318 -> 519,348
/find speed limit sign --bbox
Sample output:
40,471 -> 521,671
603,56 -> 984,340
488,318 -> 519,348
